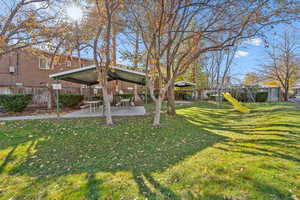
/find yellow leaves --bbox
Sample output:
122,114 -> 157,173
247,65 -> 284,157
0,36 -> 7,46
26,27 -> 33,33
149,68 -> 158,78
23,16 -> 38,28
193,33 -> 201,44
252,12 -> 269,23
149,58 -> 156,65
53,55 -> 61,66
242,72 -> 259,85
42,26 -> 50,33
186,33 -> 201,52
262,80 -> 279,87
100,49 -> 108,55
132,57 -> 141,63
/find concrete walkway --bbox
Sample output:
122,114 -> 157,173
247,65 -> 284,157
175,101 -> 193,104
63,106 -> 146,118
0,106 -> 146,121
290,99 -> 300,107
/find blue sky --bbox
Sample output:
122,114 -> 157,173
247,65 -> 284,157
232,22 -> 300,80
2,1 -> 299,82
233,39 -> 267,78
115,22 -> 300,81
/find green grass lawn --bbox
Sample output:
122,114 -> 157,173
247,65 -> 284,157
0,102 -> 299,200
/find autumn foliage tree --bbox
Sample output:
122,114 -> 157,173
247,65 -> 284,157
90,0 -> 123,125
261,29 -> 300,101
125,0 -> 300,127
203,45 -> 238,102
2,0 -> 300,127
0,0 -> 58,59
243,72 -> 261,85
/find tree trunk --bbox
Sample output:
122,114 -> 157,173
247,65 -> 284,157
112,28 -> 117,65
284,87 -> 289,101
153,97 -> 162,127
167,84 -> 176,116
100,72 -> 113,125
134,85 -> 141,102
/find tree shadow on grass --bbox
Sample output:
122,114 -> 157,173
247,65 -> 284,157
4,117 -> 226,199
215,139 -> 300,163
86,173 -> 102,200
182,180 -> 290,200
133,171 -> 180,200
179,105 -> 300,162
0,120 -> 55,151
0,146 -> 17,174
2,102 -> 299,199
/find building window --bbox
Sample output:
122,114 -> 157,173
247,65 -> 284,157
39,57 -> 50,70
66,61 -> 72,68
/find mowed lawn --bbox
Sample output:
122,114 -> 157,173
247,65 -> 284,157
0,102 -> 299,200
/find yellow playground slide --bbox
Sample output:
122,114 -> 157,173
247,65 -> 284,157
223,92 -> 250,113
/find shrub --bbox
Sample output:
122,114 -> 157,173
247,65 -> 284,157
59,94 -> 84,108
255,92 -> 268,102
235,93 -> 247,102
0,94 -> 32,112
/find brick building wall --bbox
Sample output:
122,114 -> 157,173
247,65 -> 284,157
0,49 -> 147,108
0,49 -> 93,88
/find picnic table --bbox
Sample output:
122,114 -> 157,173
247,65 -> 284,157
120,98 -> 131,107
84,100 -> 102,112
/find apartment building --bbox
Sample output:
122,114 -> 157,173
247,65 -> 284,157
0,49 -> 93,94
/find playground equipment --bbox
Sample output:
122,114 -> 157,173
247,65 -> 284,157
223,92 -> 250,113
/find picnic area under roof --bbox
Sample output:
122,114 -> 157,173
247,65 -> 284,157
49,65 -> 146,86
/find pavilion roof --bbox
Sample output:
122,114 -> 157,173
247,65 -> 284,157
49,65 -> 146,86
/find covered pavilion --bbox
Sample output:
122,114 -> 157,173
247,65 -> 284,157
49,65 -> 147,116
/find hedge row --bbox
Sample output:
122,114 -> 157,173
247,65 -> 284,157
59,94 -> 84,108
234,92 -> 268,102
255,92 -> 268,102
0,94 -> 32,112
206,92 -> 268,102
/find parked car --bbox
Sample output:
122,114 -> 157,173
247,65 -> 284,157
290,93 -> 300,102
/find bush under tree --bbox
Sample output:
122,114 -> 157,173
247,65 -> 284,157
0,94 -> 32,112
59,94 -> 84,108
255,92 -> 268,102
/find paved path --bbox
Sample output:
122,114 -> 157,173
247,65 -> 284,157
0,114 -> 58,121
0,106 -> 146,121
175,101 -> 193,104
289,98 -> 300,107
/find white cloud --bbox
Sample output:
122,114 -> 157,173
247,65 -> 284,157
235,50 -> 249,58
32,1 -> 48,8
244,38 -> 262,46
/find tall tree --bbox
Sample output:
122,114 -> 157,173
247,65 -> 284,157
203,45 -> 237,100
0,0 -> 59,59
91,0 -> 123,125
127,0 -> 300,127
243,72 -> 261,85
261,29 -> 300,101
